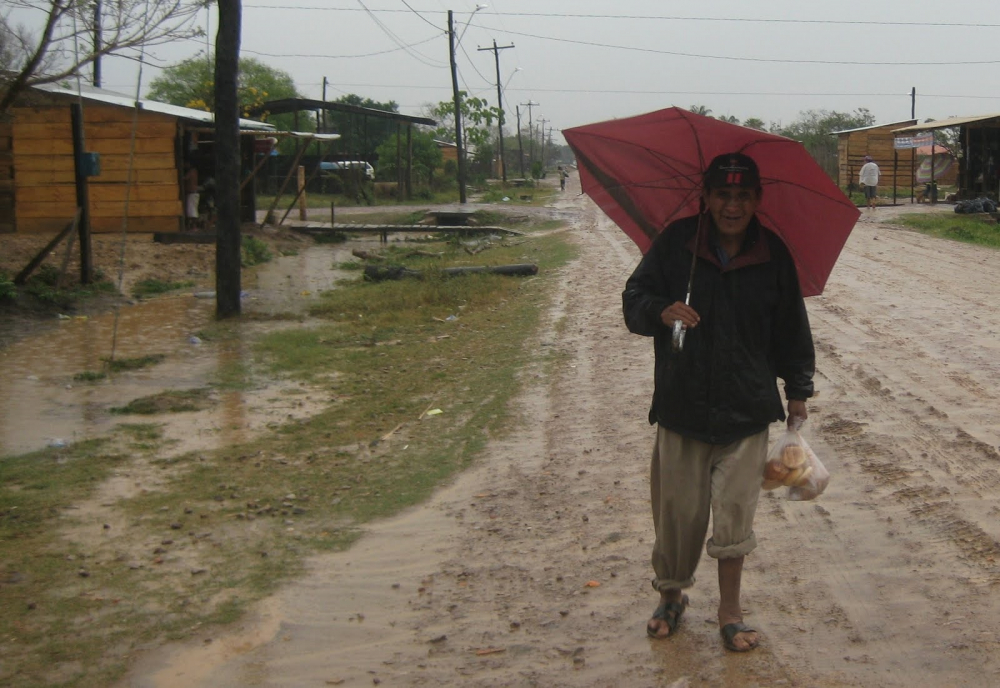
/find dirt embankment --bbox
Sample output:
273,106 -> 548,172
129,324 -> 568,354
109,186 -> 1000,688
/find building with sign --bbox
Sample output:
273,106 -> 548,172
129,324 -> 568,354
832,120 -> 917,194
894,114 -> 1000,200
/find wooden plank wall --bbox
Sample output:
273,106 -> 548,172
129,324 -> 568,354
11,104 -> 182,234
0,120 -> 13,233
837,128 -> 918,191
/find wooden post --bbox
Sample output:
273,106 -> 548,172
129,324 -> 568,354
69,104 -> 93,284
396,121 -> 402,199
297,165 -> 307,219
406,125 -> 413,200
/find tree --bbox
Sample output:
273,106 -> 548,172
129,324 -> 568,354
0,0 -> 209,112
327,94 -> 399,160
774,108 -> 876,178
147,55 -> 300,131
718,115 -> 740,125
430,93 -> 500,179
742,117 -> 767,131
689,104 -> 713,117
375,128 -> 443,187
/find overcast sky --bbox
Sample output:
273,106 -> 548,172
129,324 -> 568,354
23,1 -> 1000,142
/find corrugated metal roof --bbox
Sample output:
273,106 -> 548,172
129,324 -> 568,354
830,120 -> 916,135
893,114 -> 1000,132
34,82 -> 275,131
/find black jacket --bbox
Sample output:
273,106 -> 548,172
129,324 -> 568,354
622,214 -> 815,444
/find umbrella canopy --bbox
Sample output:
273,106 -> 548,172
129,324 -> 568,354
916,154 -> 955,184
563,107 -> 860,297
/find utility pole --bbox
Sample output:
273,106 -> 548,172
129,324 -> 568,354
478,39 -> 514,182
92,0 -> 102,87
515,105 -> 525,177
448,11 -> 468,203
520,100 -> 538,169
322,76 -> 328,133
910,87 -> 916,119
539,118 -> 549,170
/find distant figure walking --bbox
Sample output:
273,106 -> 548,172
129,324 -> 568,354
558,165 -> 569,191
859,155 -> 880,211
184,161 -> 200,230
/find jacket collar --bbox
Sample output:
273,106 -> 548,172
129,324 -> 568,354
685,214 -> 771,272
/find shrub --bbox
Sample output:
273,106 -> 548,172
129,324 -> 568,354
242,237 -> 273,266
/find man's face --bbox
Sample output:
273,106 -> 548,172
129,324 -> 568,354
703,185 -> 761,239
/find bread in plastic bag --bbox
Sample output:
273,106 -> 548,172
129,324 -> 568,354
761,428 -> 829,501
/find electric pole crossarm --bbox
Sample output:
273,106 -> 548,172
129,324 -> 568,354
478,40 -> 514,183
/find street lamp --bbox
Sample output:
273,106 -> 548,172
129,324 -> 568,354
503,66 -> 522,92
457,4 -> 488,46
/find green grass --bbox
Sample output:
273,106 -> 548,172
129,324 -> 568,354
109,388 -> 213,415
73,354 -> 166,382
0,217 -> 576,688
894,213 -> 1000,249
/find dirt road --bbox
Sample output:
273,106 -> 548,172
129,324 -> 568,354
124,187 -> 1000,687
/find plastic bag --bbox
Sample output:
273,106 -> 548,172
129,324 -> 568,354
761,427 -> 830,501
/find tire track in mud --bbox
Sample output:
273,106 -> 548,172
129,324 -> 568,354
770,216 -> 1000,685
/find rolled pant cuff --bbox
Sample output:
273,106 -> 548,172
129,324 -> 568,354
651,576 -> 695,592
706,532 -> 757,559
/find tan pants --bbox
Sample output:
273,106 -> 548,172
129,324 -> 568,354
650,425 -> 769,592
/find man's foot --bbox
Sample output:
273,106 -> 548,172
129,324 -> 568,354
719,620 -> 759,652
646,592 -> 688,639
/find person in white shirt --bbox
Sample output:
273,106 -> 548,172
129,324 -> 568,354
858,155 -> 880,211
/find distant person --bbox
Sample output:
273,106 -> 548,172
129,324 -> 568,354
198,175 -> 216,230
558,165 -> 568,190
859,155 -> 880,211
184,161 -> 200,230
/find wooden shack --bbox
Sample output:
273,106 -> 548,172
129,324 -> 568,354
0,83 -> 274,235
833,120 -> 917,192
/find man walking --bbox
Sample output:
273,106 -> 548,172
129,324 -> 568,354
622,152 -> 815,652
859,155 -> 880,211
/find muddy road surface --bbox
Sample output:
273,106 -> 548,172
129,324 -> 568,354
124,190 -> 1000,687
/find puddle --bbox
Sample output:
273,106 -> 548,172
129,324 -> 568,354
0,244 -> 363,458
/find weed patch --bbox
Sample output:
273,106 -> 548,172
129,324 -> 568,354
110,388 -> 213,415
132,279 -> 195,298
895,213 -> 1000,249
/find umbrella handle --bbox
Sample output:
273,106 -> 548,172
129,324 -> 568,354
672,319 -> 686,352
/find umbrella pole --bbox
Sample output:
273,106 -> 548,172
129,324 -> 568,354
672,212 -> 705,352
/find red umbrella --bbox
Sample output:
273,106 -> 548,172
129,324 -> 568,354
563,107 -> 860,296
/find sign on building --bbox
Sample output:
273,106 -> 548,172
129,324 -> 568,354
894,133 -> 934,149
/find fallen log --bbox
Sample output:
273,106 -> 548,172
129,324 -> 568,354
364,263 -> 538,282
352,249 -> 384,261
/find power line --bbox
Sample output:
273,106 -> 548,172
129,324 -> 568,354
237,33 -> 443,60
470,22 -> 1000,66
355,0 -> 446,68
242,6 -> 1000,28
399,0 -> 441,30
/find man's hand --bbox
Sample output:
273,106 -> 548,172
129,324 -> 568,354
660,302 -> 700,329
787,399 -> 808,428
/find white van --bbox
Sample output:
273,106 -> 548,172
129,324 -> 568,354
319,160 -> 375,180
